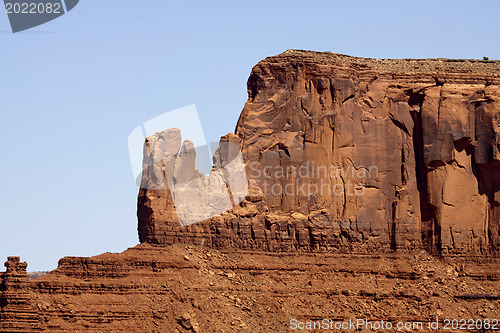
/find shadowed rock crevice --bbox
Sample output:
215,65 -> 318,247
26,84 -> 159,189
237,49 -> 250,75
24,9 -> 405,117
410,99 -> 440,255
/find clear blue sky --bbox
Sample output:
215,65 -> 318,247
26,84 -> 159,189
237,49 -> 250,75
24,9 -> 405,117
1,0 -> 499,271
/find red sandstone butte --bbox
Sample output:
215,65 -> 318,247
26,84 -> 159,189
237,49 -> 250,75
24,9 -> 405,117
139,50 -> 500,257
1,51 -> 500,332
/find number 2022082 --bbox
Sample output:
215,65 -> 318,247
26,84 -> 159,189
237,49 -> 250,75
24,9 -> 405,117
5,2 -> 61,14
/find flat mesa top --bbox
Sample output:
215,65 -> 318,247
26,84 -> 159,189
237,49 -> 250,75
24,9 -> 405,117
264,49 -> 500,76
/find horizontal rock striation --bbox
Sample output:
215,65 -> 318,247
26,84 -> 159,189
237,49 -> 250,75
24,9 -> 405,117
0,257 -> 41,332
138,50 -> 500,257
1,247 -> 499,332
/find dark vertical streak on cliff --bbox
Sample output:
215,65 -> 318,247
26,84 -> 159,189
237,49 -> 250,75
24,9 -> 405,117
409,91 -> 440,255
390,201 -> 397,251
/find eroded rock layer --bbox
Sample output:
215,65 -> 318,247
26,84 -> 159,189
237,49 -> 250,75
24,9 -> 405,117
138,50 -> 500,257
1,247 -> 499,332
0,257 -> 40,332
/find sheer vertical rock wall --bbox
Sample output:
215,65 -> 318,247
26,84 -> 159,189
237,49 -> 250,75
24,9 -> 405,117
138,50 -> 500,257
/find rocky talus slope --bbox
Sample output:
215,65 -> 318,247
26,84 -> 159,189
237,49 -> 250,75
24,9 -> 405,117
1,51 -> 500,332
1,246 -> 499,332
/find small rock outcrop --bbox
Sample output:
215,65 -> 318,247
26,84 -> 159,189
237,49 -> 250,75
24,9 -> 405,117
0,257 -> 40,331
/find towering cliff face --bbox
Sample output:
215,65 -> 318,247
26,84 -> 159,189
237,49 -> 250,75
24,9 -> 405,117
138,50 -> 500,257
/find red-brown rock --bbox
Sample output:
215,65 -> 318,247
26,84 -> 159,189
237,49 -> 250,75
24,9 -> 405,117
138,50 -> 500,257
